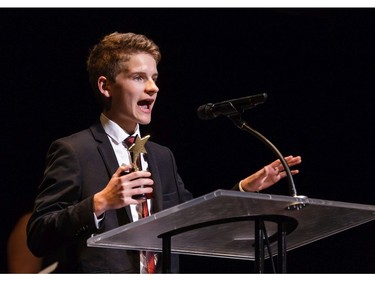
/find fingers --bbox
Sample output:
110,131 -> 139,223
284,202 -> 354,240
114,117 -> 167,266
114,165 -> 154,194
287,155 -> 302,165
268,156 -> 301,177
115,165 -> 152,181
270,156 -> 294,167
278,169 -> 299,179
114,164 -> 132,177
124,170 -> 152,181
118,168 -> 154,197
275,156 -> 302,169
130,186 -> 154,200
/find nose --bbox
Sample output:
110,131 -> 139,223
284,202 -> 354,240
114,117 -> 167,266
145,79 -> 159,95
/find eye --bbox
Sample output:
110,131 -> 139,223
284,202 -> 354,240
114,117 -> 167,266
133,75 -> 144,81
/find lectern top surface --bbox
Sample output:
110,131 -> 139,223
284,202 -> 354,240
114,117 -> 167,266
87,190 -> 375,260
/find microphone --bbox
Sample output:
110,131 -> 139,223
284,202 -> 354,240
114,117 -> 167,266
197,93 -> 268,120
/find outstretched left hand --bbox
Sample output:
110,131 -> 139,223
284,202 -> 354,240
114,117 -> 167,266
240,155 -> 302,192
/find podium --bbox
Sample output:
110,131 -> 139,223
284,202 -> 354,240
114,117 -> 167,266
87,189 -> 375,273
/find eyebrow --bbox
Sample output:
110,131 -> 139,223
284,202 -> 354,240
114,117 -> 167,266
130,71 -> 158,77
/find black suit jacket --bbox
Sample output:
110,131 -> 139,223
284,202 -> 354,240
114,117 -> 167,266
27,122 -> 193,273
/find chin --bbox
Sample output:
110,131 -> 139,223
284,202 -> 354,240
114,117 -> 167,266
138,118 -> 152,125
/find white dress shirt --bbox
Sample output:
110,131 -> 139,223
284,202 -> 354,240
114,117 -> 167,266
100,113 -> 151,222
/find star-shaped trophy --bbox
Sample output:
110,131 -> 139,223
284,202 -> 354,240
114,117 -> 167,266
128,134 -> 150,171
128,134 -> 151,200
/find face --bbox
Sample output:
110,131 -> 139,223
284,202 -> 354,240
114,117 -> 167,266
100,53 -> 159,133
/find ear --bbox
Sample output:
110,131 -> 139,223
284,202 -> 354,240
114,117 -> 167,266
97,76 -> 111,98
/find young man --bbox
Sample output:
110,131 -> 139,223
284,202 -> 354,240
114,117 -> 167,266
27,32 -> 301,273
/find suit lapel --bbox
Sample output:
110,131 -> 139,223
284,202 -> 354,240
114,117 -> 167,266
89,122 -> 133,223
144,142 -> 163,213
90,122 -> 118,176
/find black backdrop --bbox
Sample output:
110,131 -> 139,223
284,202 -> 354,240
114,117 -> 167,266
1,8 -> 375,273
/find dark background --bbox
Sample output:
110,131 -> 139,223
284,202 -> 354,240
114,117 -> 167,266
1,8 -> 375,273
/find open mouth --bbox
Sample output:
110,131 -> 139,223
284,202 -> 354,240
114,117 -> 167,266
137,99 -> 153,111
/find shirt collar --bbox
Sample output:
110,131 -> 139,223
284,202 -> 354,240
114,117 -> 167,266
100,113 -> 141,144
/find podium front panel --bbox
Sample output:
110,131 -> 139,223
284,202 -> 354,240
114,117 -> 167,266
87,190 -> 375,260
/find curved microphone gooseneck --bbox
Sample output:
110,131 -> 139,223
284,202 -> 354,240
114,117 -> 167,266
229,114 -> 302,198
197,94 -> 305,198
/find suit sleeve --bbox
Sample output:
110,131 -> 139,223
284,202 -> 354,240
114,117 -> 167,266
231,182 -> 241,191
27,139 -> 97,257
